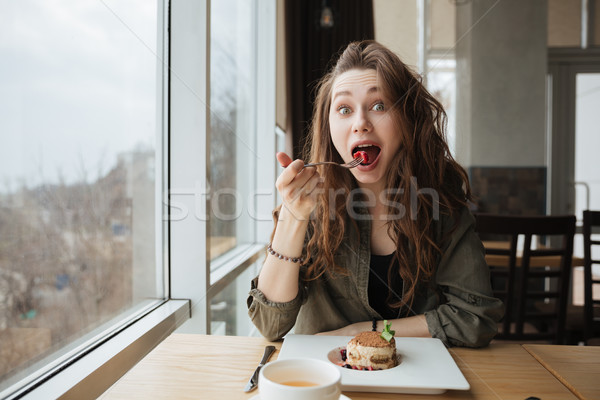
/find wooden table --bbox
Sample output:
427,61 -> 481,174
524,344 -> 600,400
99,334 -> 586,400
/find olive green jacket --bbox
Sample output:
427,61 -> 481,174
247,207 -> 504,347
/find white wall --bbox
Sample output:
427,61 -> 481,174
373,0 -> 419,69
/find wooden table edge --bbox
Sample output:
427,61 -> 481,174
522,344 -> 584,400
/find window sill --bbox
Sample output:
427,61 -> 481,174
9,299 -> 190,400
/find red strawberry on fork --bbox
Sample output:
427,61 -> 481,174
353,150 -> 369,165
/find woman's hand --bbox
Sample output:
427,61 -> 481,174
276,152 -> 323,222
256,152 -> 321,303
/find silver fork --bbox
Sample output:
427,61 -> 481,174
304,156 -> 363,169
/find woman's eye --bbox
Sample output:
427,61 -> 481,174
338,106 -> 351,115
372,103 -> 385,112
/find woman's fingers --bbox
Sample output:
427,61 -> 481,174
276,159 -> 305,189
276,152 -> 293,168
274,152 -> 323,220
302,174 -> 324,197
275,156 -> 317,195
290,167 -> 318,195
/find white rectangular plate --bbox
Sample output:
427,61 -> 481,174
278,334 -> 470,394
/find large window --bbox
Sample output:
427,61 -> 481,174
210,256 -> 264,336
0,0 -> 166,396
0,0 -> 277,396
209,0 -> 257,260
424,0 -> 457,155
198,0 -> 276,336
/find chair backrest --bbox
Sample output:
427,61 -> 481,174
475,213 -> 576,344
583,210 -> 600,343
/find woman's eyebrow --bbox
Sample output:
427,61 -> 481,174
332,90 -> 351,101
332,86 -> 380,101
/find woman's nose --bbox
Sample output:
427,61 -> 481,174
352,109 -> 372,133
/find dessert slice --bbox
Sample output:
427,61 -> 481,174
345,321 -> 397,370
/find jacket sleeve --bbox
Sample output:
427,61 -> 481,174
247,274 -> 308,341
424,208 -> 505,347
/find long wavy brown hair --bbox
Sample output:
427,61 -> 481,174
274,40 -> 471,313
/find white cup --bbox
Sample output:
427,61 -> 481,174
258,358 -> 342,400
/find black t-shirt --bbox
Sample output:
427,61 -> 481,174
368,253 -> 403,320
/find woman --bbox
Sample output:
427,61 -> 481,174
247,40 -> 503,347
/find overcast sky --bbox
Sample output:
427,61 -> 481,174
0,0 -> 158,191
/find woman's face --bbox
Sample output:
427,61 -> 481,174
328,68 -> 401,191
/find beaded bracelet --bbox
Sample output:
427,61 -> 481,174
267,243 -> 305,264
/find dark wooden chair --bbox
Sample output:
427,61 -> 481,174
475,213 -> 576,344
583,210 -> 600,344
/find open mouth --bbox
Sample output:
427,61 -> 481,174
352,144 -> 381,166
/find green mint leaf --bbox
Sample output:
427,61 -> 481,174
380,320 -> 395,342
381,330 -> 393,342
